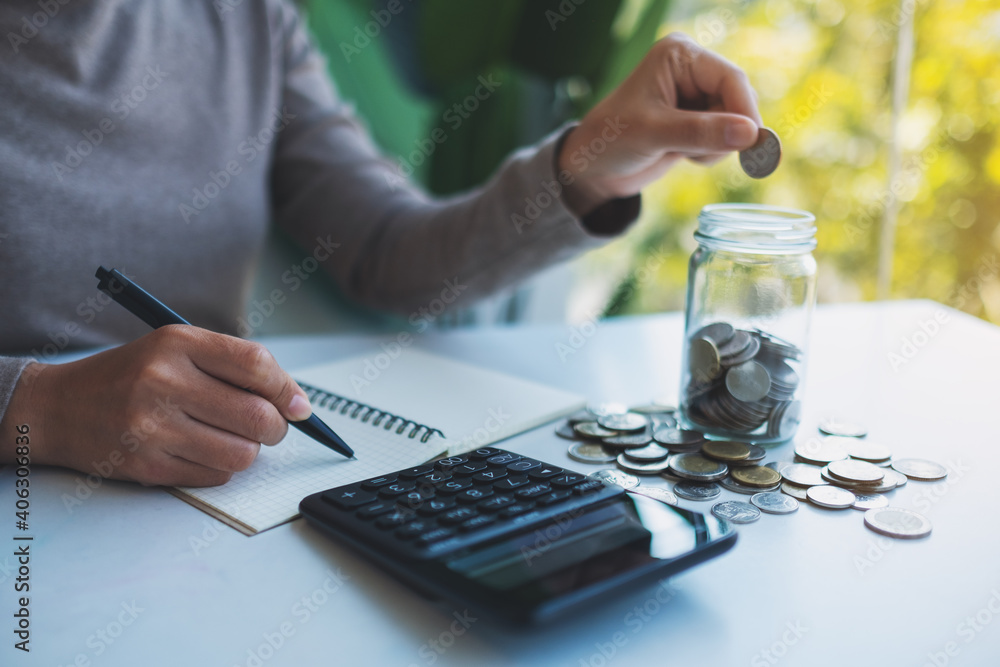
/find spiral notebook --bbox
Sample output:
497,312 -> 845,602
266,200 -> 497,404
172,349 -> 584,535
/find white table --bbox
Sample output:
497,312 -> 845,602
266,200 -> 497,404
3,300 -> 998,666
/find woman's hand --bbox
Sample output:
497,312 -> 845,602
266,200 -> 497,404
0,326 -> 313,487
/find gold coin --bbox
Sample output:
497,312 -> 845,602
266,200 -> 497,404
701,441 -> 751,462
731,465 -> 782,488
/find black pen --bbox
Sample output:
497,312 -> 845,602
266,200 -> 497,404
95,266 -> 355,459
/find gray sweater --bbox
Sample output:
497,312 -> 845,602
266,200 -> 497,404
0,0 -> 638,422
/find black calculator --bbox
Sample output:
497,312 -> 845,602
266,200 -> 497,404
300,447 -> 737,626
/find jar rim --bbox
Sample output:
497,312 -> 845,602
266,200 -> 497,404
696,203 -> 817,254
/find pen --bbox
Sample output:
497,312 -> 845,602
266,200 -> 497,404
95,266 -> 356,459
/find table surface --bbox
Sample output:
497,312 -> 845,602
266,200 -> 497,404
3,300 -> 999,667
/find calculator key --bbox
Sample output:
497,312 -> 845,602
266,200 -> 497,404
529,465 -> 563,480
458,515 -> 497,532
375,511 -> 415,529
417,471 -> 452,486
322,488 -> 377,510
457,487 -> 494,504
550,473 -> 587,488
417,498 -> 456,516
494,476 -> 530,491
453,462 -> 489,476
437,479 -> 474,494
467,447 -> 504,460
398,465 -> 435,480
439,507 -> 479,525
573,480 -> 606,495
434,456 -> 469,470
356,502 -> 395,519
487,453 -> 521,466
378,482 -> 417,498
515,483 -> 551,500
507,459 -> 541,473
415,527 -> 454,546
478,495 -> 515,513
361,475 -> 398,490
474,470 -> 507,483
395,521 -> 433,540
535,490 -> 573,506
500,502 -> 535,519
398,488 -> 436,509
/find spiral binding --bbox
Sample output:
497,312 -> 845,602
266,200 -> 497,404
297,382 -> 445,444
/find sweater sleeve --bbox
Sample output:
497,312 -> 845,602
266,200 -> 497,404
268,1 -> 640,316
0,356 -> 32,427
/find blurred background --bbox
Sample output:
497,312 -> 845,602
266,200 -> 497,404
277,0 -> 999,332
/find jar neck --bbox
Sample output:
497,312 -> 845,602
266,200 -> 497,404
695,204 -> 817,255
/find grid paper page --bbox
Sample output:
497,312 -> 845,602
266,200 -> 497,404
176,404 -> 446,534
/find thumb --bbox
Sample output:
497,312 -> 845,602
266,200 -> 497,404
656,109 -> 760,154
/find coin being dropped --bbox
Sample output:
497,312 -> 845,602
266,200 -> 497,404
598,412 -> 649,433
616,453 -> 670,476
851,492 -> 890,511
739,127 -> 782,179
864,507 -> 932,539
589,468 -> 640,490
574,421 -> 618,439
806,485 -> 856,510
818,418 -> 868,438
628,486 -> 679,506
725,360 -> 772,402
673,482 -> 721,501
712,500 -> 761,524
568,441 -> 617,464
751,492 -> 799,514
623,443 -> 671,463
892,458 -> 948,481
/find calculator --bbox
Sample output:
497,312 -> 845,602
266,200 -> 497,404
300,447 -> 737,626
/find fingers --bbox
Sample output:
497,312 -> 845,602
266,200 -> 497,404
656,108 -> 760,153
163,417 -> 262,474
182,373 -> 289,445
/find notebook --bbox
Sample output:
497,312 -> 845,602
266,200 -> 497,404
172,348 -> 585,535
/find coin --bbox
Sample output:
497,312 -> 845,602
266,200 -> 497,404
827,459 -> 885,485
751,492 -> 799,514
818,418 -> 868,438
586,402 -> 629,418
720,475 -> 780,495
739,127 -> 782,179
701,440 -> 751,462
555,422 -> 579,440
806,485 -> 856,510
597,412 -> 649,433
780,482 -> 810,501
731,443 -> 767,466
780,463 -> 826,487
794,437 -> 849,465
765,460 -> 797,474
863,507 -> 932,539
712,500 -> 761,524
693,322 -> 735,345
616,453 -> 670,476
883,468 -> 908,488
726,361 -> 772,402
566,409 -> 595,425
668,453 -> 729,482
653,427 -> 706,449
844,439 -> 892,463
689,336 -> 723,384
589,468 -> 640,490
568,441 -> 617,464
628,486 -> 679,506
630,403 -> 677,415
623,443 -> 671,463
602,433 -> 653,448
892,458 -> 948,481
851,492 -> 890,511
731,465 -> 782,488
573,421 -> 618,439
673,482 -> 722,501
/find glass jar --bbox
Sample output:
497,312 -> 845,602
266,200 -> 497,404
678,204 -> 817,443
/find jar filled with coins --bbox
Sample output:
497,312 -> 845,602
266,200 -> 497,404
678,204 -> 817,443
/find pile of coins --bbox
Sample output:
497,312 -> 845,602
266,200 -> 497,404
559,404 -> 946,539
683,322 -> 802,439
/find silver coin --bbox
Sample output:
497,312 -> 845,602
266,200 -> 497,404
630,403 -> 677,415
623,443 -> 671,463
712,500 -> 761,524
827,459 -> 885,485
573,421 -> 618,439
586,402 -> 629,418
716,330 -> 753,359
780,463 -> 826,487
589,468 -> 640,490
725,360 -> 772,402
863,507 -> 932,539
892,458 -> 948,481
668,453 -> 729,482
598,412 -> 649,433
689,336 -> 722,384
731,443 -> 767,466
602,433 -> 653,449
806,485 -> 856,510
555,422 -> 579,440
739,127 -> 782,179
751,492 -> 799,514
765,460 -> 797,474
628,486 -> 679,506
780,482 -> 810,501
653,427 -> 705,448
566,409 -> 595,425
845,439 -> 892,463
851,492 -> 890,511
720,476 -> 780,495
794,437 -> 849,465
568,441 -> 617,464
693,322 -> 736,346
818,417 -> 868,438
883,468 -> 908,488
616,453 -> 670,476
673,482 -> 721,501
